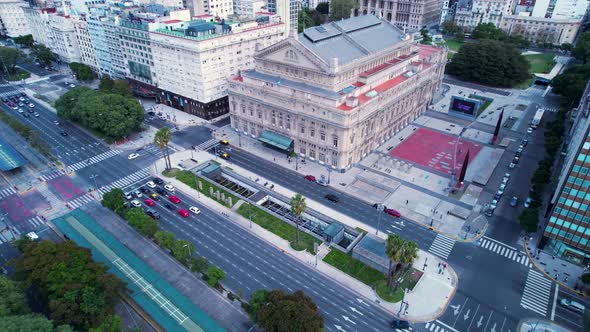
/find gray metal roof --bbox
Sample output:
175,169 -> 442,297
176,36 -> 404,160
299,15 -> 404,65
242,70 -> 342,99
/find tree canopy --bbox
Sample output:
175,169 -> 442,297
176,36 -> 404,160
316,2 -> 329,14
0,276 -> 29,317
55,87 -> 144,141
13,241 -> 125,330
329,0 -> 354,21
125,208 -> 159,238
573,30 -> 590,64
101,188 -> 128,217
32,44 -> 56,65
470,23 -> 530,48
0,47 -> 23,73
447,39 -> 530,87
12,34 -> 34,47
69,62 -> 94,81
551,64 -> 590,102
253,290 -> 323,332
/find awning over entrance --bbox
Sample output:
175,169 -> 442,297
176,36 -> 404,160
258,130 -> 293,152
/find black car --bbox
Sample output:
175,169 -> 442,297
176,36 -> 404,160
22,113 -> 29,118
153,177 -> 164,185
140,187 -> 149,194
522,139 -> 529,146
60,131 -> 68,136
391,320 -> 410,329
156,188 -> 167,196
146,208 -> 161,219
325,194 -> 339,203
0,97 -> 7,103
164,203 -> 174,210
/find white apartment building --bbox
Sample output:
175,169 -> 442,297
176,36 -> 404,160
23,6 -> 51,46
233,0 -> 265,17
73,15 -> 98,70
145,14 -> 286,119
355,0 -> 441,31
0,0 -> 31,37
190,0 -> 234,18
46,13 -> 81,63
451,0 -> 512,31
228,15 -> 447,170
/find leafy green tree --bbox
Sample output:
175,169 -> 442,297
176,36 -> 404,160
329,0 -> 354,21
385,234 -> 405,290
12,34 -> 34,47
170,239 -> 193,262
582,273 -> 590,285
472,23 -> 505,40
246,289 -> 268,319
69,63 -> 94,81
14,235 -> 34,253
441,21 -> 459,35
560,43 -> 573,52
552,64 -> 590,102
0,47 -> 22,73
290,193 -> 307,245
298,8 -> 315,33
88,315 -> 122,332
0,276 -> 29,317
316,2 -> 329,14
99,75 -> 114,92
519,208 -> 539,233
206,266 -> 226,287
447,40 -> 529,87
190,257 -> 208,274
32,44 -> 56,65
420,28 -> 432,45
255,290 -> 323,332
573,31 -> 590,63
13,241 -> 125,330
154,230 -> 175,250
0,314 -> 56,331
112,80 -> 132,97
154,127 -> 172,170
101,189 -> 128,217
125,208 -> 158,238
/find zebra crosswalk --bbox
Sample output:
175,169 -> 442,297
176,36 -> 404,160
424,320 -> 457,332
0,187 -> 16,200
479,237 -> 532,267
67,150 -> 122,171
428,234 -> 455,259
195,138 -> 219,151
39,170 -> 66,182
67,193 -> 96,209
520,269 -> 552,316
99,168 -> 150,194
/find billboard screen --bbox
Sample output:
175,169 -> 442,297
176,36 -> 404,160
450,97 -> 478,116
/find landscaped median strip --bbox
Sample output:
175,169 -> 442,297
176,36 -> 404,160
168,168 -> 238,208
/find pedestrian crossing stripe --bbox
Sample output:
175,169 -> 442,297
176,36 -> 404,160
428,234 -> 455,259
39,170 -> 66,182
67,193 -> 95,209
0,187 -> 16,200
67,150 -> 123,171
425,320 -> 458,332
480,237 -> 532,267
195,138 -> 219,151
520,269 -> 552,316
99,168 -> 150,194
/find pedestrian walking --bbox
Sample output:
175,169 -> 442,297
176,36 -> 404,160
406,200 -> 409,205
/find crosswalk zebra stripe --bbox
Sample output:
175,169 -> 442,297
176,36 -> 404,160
39,170 -> 66,182
98,168 -> 150,194
68,150 -> 122,171
0,187 -> 16,199
428,234 -> 455,259
520,269 -> 552,316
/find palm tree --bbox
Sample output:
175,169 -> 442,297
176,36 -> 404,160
395,240 -> 419,290
386,234 -> 405,290
290,193 -> 306,245
154,127 -> 172,170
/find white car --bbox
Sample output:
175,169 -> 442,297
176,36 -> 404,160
70,84 -> 76,88
28,103 -> 34,108
124,192 -> 133,200
128,153 -> 140,160
146,181 -> 156,188
189,206 -> 201,215
130,200 -> 142,208
164,184 -> 175,192
527,127 -> 533,134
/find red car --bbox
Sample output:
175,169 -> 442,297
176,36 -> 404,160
169,195 -> 181,204
384,208 -> 401,218
304,175 -> 316,182
144,198 -> 155,207
7,102 -> 14,107
178,209 -> 189,217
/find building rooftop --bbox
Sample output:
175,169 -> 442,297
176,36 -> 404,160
299,15 -> 406,65
0,138 -> 26,171
355,234 -> 387,259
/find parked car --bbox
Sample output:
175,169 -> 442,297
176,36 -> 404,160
512,157 -> 520,164
524,197 -> 533,208
178,209 -> 189,217
169,195 -> 181,204
144,198 -> 155,207
509,162 -> 516,169
316,179 -> 328,186
521,139 -> 529,146
384,208 -> 401,218
189,206 -> 201,215
515,151 -> 522,158
304,175 -> 316,182
130,200 -> 141,208
54,120 -> 60,126
325,194 -> 339,203
560,298 -> 585,313
510,196 -> 518,207
494,191 -> 502,200
527,127 -> 533,134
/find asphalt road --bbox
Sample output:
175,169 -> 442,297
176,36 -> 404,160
124,180 -> 404,332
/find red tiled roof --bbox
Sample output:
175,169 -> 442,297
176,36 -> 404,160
233,76 -> 243,82
337,72 -> 410,111
193,14 -> 213,18
359,63 -> 393,78
163,19 -> 182,24
418,44 -> 440,59
256,11 -> 275,15
352,82 -> 365,87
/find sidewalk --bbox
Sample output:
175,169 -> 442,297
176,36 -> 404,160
524,237 -> 588,296
150,150 -> 458,322
518,319 -> 572,332
214,128 -> 487,242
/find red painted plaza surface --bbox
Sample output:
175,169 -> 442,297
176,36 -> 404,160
389,128 -> 483,176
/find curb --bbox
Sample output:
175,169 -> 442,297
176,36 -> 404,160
523,239 -> 587,298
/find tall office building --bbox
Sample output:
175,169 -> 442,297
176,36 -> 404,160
267,0 -> 299,33
0,0 -> 31,37
543,82 -> 590,263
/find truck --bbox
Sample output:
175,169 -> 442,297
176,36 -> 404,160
531,109 -> 545,128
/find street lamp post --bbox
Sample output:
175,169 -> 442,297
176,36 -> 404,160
248,201 -> 252,228
376,204 -> 383,235
183,243 -> 191,258
327,166 -> 332,184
